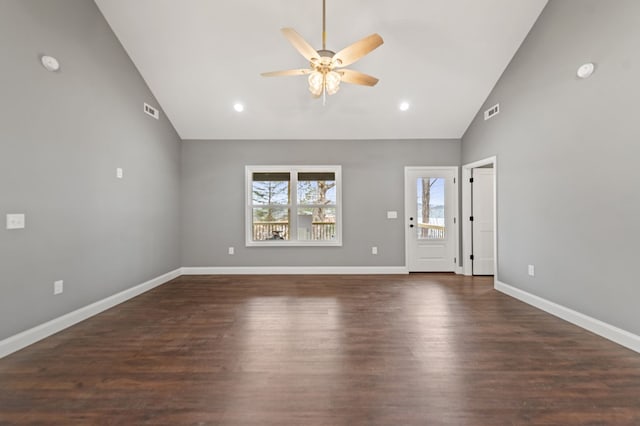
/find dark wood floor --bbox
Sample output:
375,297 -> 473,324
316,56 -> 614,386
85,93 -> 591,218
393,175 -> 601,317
1,274 -> 639,425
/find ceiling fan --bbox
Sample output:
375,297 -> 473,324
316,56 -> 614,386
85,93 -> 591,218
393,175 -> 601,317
261,0 -> 384,101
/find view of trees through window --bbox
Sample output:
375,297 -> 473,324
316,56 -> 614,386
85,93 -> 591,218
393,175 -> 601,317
252,173 -> 290,240
417,177 -> 446,239
249,169 -> 339,243
297,172 -> 336,223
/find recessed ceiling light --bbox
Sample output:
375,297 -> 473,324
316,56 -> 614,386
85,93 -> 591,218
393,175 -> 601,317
233,103 -> 244,112
399,102 -> 410,112
41,55 -> 60,72
577,63 -> 595,79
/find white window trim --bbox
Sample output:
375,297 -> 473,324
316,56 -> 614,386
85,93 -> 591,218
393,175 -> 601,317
245,165 -> 342,247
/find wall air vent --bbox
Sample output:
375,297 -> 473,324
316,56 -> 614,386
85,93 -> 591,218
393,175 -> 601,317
484,103 -> 500,121
144,102 -> 160,120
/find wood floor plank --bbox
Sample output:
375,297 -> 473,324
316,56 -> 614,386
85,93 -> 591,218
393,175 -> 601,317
1,274 -> 639,425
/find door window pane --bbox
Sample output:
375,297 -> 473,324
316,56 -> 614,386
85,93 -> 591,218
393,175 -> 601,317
416,177 -> 446,240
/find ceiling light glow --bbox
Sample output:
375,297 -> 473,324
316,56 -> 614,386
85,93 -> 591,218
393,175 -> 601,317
399,102 -> 410,112
307,71 -> 341,97
308,72 -> 324,97
234,103 -> 244,112
325,71 -> 341,95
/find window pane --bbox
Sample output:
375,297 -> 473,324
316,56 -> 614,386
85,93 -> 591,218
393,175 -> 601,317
298,207 -> 336,241
416,177 -> 446,240
297,172 -> 336,205
252,172 -> 290,205
252,207 -> 289,241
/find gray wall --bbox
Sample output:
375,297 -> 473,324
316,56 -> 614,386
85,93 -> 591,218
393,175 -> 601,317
462,0 -> 640,334
181,139 -> 460,267
0,0 -> 181,340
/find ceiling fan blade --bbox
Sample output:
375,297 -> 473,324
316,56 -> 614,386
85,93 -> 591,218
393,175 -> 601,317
261,69 -> 312,77
339,69 -> 379,86
333,33 -> 383,68
281,28 -> 320,62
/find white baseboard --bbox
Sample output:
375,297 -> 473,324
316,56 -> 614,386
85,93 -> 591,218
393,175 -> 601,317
181,266 -> 409,275
495,280 -> 640,354
0,268 -> 182,359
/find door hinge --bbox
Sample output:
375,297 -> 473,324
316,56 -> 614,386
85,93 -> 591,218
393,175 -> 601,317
453,217 -> 457,224
453,177 -> 456,184
470,254 -> 474,261
470,216 -> 474,222
469,177 -> 474,183
454,257 -> 457,264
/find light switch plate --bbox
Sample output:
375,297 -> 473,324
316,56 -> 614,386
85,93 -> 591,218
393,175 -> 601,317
528,265 -> 535,276
6,213 -> 25,230
54,280 -> 64,295
387,211 -> 398,219
116,168 -> 123,179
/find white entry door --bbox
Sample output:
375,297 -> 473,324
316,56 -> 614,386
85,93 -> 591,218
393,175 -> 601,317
471,168 -> 495,275
405,167 -> 458,272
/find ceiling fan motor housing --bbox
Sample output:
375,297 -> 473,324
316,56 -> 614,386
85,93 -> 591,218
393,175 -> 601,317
312,50 -> 338,70
317,49 -> 336,58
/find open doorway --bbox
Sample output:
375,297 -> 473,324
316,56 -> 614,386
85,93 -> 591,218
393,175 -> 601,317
462,157 -> 497,277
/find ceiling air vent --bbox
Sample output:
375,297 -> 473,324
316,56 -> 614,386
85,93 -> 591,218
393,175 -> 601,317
484,103 -> 499,121
144,102 -> 160,120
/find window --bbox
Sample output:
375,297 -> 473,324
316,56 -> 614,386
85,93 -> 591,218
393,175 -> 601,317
416,177 -> 446,240
246,166 -> 342,246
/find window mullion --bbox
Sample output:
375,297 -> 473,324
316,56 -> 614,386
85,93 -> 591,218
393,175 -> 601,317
299,204 -> 337,209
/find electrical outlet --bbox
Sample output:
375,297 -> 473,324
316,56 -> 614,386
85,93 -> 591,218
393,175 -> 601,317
371,246 -> 378,255
387,211 -> 398,219
228,247 -> 234,255
54,280 -> 63,295
528,265 -> 535,277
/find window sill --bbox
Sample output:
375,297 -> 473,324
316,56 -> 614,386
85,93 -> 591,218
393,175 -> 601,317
246,240 -> 342,247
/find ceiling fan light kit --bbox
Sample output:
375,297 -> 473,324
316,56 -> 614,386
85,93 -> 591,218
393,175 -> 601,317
261,0 -> 383,102
309,70 -> 340,96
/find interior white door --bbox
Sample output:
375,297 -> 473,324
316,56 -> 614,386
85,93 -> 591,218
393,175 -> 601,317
471,167 -> 494,275
405,167 -> 457,272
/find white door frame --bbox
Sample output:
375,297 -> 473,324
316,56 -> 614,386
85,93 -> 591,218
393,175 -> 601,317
462,157 -> 497,277
404,166 -> 459,272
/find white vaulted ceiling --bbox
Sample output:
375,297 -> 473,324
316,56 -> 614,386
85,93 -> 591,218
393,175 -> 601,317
95,0 -> 547,140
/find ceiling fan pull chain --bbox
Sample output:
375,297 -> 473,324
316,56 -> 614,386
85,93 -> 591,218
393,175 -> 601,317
323,72 -> 327,106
